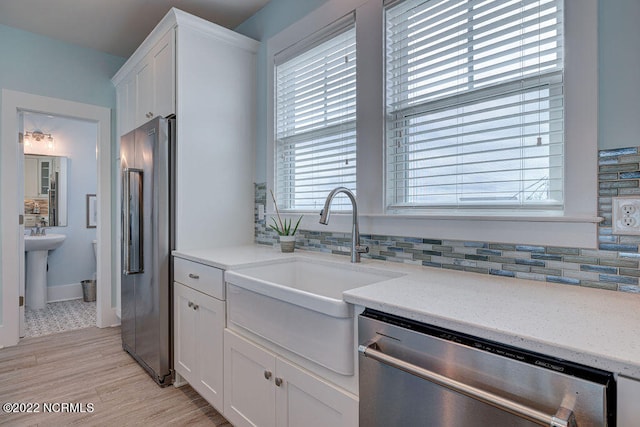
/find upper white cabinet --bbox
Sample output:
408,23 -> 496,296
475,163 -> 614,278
135,30 -> 175,126
113,8 -> 258,250
115,74 -> 135,136
134,56 -> 153,126
115,26 -> 175,135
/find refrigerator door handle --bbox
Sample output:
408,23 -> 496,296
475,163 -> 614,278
123,168 -> 144,275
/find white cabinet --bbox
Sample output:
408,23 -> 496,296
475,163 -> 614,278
224,329 -> 276,427
618,375 -> 640,427
134,58 -> 153,125
135,29 -> 174,126
174,282 -> 198,382
224,330 -> 358,427
276,357 -> 358,427
113,8 -> 258,250
173,258 -> 225,413
116,29 -> 175,137
115,74 -> 136,135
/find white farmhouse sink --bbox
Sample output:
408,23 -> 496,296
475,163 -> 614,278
225,257 -> 403,375
24,233 -> 66,310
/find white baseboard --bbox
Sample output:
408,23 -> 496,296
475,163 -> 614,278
111,307 -> 121,327
47,283 -> 83,303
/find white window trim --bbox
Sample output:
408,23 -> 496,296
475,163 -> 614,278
266,0 -> 599,248
274,16 -> 357,212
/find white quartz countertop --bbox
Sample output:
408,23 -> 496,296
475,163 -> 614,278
173,245 -> 640,379
173,245 -> 291,270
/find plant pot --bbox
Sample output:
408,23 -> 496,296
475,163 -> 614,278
279,235 -> 296,253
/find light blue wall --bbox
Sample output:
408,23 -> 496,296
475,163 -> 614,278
235,0 -> 327,182
1,23 -> 126,308
0,24 -> 125,107
237,0 -> 640,181
23,114 -> 98,292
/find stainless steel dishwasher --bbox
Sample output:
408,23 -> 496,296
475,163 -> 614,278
359,309 -> 615,426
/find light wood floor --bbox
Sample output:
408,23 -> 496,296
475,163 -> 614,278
0,326 -> 231,426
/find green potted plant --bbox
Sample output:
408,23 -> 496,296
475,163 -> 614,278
269,190 -> 302,253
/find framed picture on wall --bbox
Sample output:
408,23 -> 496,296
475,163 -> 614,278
86,194 -> 97,228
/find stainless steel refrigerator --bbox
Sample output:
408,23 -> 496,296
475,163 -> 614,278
120,116 -> 174,386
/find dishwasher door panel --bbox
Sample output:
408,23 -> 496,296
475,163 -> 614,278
359,313 -> 611,427
360,353 -> 539,426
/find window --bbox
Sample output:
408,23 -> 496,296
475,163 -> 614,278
385,0 -> 564,210
275,18 -> 357,211
268,0 -> 596,247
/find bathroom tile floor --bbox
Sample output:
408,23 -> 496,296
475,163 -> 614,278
24,299 -> 96,338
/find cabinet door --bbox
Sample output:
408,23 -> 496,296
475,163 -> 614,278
116,73 -> 135,136
194,290 -> 225,411
224,330 -> 276,427
135,56 -> 154,127
618,376 -> 640,427
135,30 -> 174,127
174,282 -> 198,386
275,358 -> 358,427
151,30 -> 175,119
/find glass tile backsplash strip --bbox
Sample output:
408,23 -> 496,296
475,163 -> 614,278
255,146 -> 640,293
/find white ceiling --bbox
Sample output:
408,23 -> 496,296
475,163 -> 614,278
0,0 -> 269,58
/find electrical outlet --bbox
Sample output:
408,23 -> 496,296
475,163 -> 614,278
257,204 -> 265,220
612,197 -> 640,235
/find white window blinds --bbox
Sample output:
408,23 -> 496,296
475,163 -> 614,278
275,18 -> 357,211
385,0 -> 564,210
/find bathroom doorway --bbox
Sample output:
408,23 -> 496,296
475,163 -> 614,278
1,90 -> 116,348
21,111 -> 99,337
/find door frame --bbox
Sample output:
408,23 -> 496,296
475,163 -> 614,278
1,89 -> 117,347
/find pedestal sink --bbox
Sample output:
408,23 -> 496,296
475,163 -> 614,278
24,234 -> 66,310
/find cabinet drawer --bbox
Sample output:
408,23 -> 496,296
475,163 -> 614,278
174,257 -> 224,300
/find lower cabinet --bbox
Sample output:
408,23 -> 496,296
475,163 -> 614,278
174,282 -> 225,411
223,330 -> 358,427
618,375 -> 640,427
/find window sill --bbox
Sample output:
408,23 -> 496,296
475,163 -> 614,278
273,211 -> 601,249
379,211 -> 603,224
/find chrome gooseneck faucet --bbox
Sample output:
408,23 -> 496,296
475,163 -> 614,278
319,187 -> 369,263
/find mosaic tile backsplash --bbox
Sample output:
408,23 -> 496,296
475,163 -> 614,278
255,147 -> 640,294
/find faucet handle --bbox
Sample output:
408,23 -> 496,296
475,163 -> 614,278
356,245 -> 369,254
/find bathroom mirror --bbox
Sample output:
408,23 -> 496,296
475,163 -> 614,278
24,154 -> 68,227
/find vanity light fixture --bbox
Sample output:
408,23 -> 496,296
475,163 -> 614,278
24,130 -> 55,150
